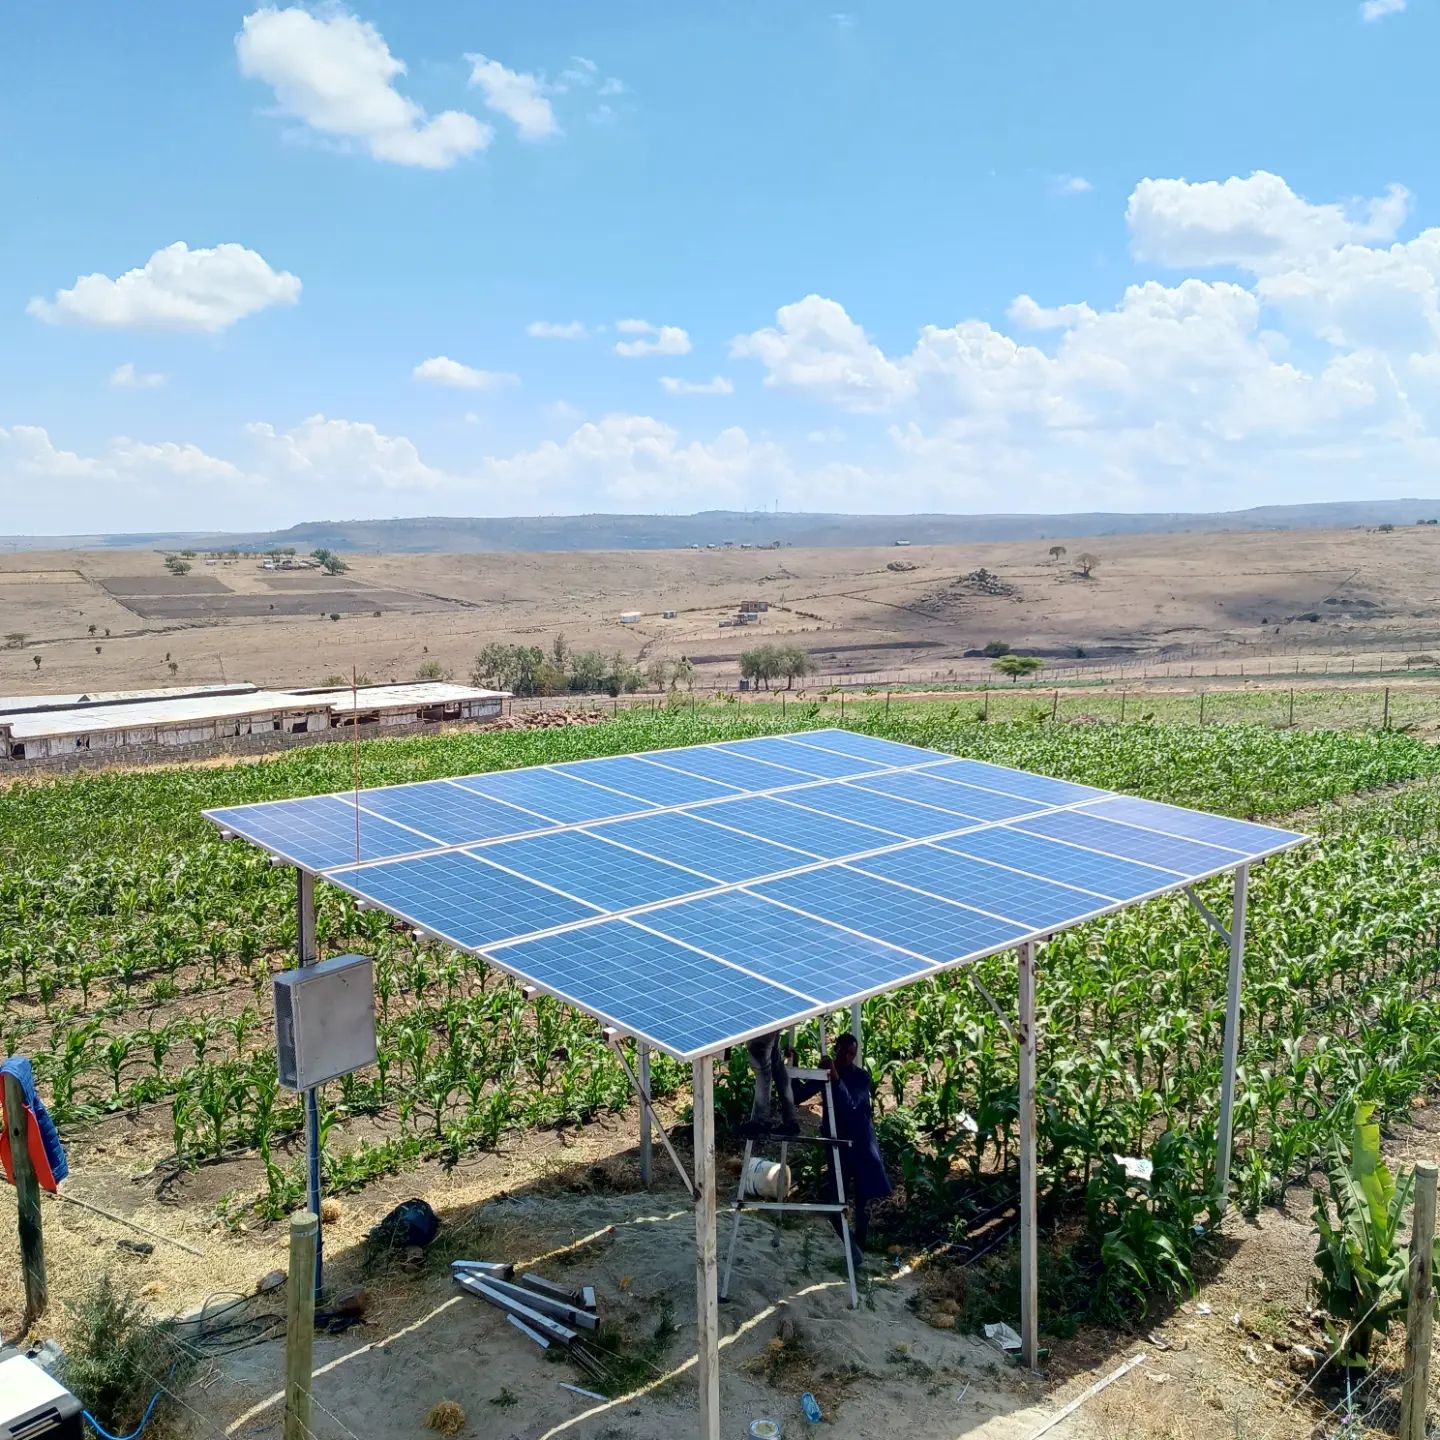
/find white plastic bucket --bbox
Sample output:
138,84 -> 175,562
744,1158 -> 791,1200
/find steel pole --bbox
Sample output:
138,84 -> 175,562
693,1055 -> 720,1440
1215,865 -> 1249,1209
638,1043 -> 653,1188
1018,941 -> 1038,1369
297,869 -> 322,1295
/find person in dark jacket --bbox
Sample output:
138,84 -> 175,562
791,1033 -> 891,1265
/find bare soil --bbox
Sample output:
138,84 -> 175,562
5,525 -> 1440,698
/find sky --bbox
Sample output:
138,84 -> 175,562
3,0 -> 1439,534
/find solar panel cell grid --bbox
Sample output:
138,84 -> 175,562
207,796 -> 433,871
785,729 -> 942,767
355,780 -> 552,846
754,867 -> 1028,962
696,794 -> 895,859
716,736 -> 882,778
640,890 -> 933,1003
936,827 -> 1178,900
638,745 -> 810,791
1077,795 -> 1303,853
494,919 -> 811,1057
782,782 -> 984,839
855,769 -> 1047,821
921,758 -> 1106,805
330,850 -> 600,947
587,811 -> 815,883
451,766 -> 658,824
854,845 -> 1110,932
1015,809 -> 1245,873
478,828 -> 710,910
550,754 -> 740,807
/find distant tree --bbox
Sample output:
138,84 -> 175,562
551,633 -> 569,669
472,642 -> 549,697
95,646 -> 101,654
568,649 -> 610,694
180,549 -> 196,558
1075,552 -> 1100,579
1377,523 -> 1395,534
312,548 -> 349,575
32,654 -> 41,671
168,660 -> 179,676
645,658 -> 672,691
673,656 -> 695,690
1048,545 -> 1067,562
993,654 -> 1043,684
778,644 -> 814,689
104,628 -> 110,637
328,612 -> 341,622
415,659 -> 452,681
164,556 -> 191,576
982,640 -> 1011,658
88,624 -> 97,637
739,646 -> 775,690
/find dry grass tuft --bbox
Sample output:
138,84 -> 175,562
424,1399 -> 466,1434
319,1197 -> 343,1224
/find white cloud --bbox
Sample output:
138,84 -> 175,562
1054,174 -> 1093,196
108,362 -> 167,390
247,414 -> 447,490
1128,171 -> 1410,271
1361,0 -> 1405,19
0,424 -> 240,487
466,53 -> 558,140
1007,295 -> 1098,331
660,375 -> 734,396
527,320 -> 590,340
731,295 -> 912,411
613,320 -> 692,358
28,242 -> 300,333
412,356 -> 519,390
236,7 -> 490,169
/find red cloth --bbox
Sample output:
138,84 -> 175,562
1,1094 -> 59,1193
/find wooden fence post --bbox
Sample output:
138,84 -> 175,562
1384,687 -> 1391,730
285,1210 -> 319,1440
3,1071 -> 47,1327
1400,1162 -> 1437,1440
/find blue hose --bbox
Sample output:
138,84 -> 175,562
83,1389 -> 163,1440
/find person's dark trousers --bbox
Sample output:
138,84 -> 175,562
824,1157 -> 869,1251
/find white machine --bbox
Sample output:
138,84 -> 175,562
0,1350 -> 83,1440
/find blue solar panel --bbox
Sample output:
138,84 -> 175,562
550,755 -> 740,807
1076,796 -> 1303,854
854,845 -> 1111,931
785,729 -> 943,768
920,758 -> 1105,806
588,811 -> 815,883
492,919 -> 811,1058
1015,809 -> 1244,874
330,851 -> 600,946
853,769 -> 1047,821
698,795 -> 897,859
352,780 -> 553,846
642,745 -> 812,791
754,867 -> 1028,962
211,727 -> 1309,1061
208,796 -> 435,871
779,782 -> 978,839
640,890 -> 933,1003
477,829 -> 709,910
716,736 -> 882,778
452,767 -> 657,824
937,827 -> 1179,900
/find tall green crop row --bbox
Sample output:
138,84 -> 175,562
1,706 -> 1438,1263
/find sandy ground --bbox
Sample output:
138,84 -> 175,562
5,525 -> 1440,698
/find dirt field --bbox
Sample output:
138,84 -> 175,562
4,524 -> 1440,698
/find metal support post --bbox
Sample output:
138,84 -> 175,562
638,1043 -> 653,1188
1401,1161 -> 1437,1440
1215,865 -> 1249,1210
849,1000 -> 863,1060
297,869 -> 323,1295
1018,941 -> 1038,1370
693,1055 -> 720,1440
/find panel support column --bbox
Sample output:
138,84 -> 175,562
693,1055 -> 720,1440
1018,940 -> 1039,1370
297,868 -> 323,1296
1215,864 -> 1249,1211
849,1000 -> 863,1061
638,1043 -> 653,1188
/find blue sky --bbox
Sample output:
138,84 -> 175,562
3,0 -> 1438,533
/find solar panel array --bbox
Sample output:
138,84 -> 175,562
205,729 -> 1306,1059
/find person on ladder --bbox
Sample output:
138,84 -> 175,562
740,1031 -> 801,1137
790,1033 -> 891,1267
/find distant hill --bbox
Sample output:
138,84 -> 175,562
6,499 -> 1440,554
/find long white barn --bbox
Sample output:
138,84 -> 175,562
0,681 -> 509,761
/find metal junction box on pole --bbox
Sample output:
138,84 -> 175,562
273,953 -> 377,1091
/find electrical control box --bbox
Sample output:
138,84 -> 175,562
273,953 -> 377,1091
0,1350 -> 83,1440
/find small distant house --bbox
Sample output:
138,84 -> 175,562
619,611 -> 642,625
